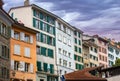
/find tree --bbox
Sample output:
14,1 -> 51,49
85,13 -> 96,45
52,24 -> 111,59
113,58 -> 120,67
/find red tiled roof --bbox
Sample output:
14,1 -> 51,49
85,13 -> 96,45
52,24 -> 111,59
64,66 -> 107,81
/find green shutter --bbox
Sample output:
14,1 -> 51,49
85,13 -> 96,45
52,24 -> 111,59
78,56 -> 80,62
79,48 -> 81,53
40,21 -> 43,30
41,47 -> 46,56
79,40 -> 81,45
47,36 -> 50,44
44,63 -> 48,72
74,55 -> 75,60
37,61 -> 41,71
40,33 -> 43,42
50,64 -> 54,74
78,33 -> 81,38
48,49 -> 54,58
40,13 -> 43,19
47,25 -> 49,33
53,27 -> 55,35
53,38 -> 55,46
33,9 -> 36,16
47,16 -> 50,22
33,18 -> 35,27
74,46 -> 77,52
75,38 -> 77,44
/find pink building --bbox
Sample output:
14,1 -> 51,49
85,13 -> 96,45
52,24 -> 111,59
94,35 -> 108,68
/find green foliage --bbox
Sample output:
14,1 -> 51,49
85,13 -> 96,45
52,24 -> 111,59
113,58 -> 120,67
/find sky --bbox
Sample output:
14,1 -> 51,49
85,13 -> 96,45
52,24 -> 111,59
3,0 -> 120,41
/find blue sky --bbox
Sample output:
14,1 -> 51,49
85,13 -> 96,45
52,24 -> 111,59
3,0 -> 120,41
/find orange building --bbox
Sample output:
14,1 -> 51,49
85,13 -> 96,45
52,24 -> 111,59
10,22 -> 38,81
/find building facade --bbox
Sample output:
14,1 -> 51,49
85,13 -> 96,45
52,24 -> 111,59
55,19 -> 75,80
108,40 -> 120,67
9,3 -> 58,81
0,1 -> 14,81
73,28 -> 84,70
10,23 -> 38,81
93,35 -> 108,68
83,39 -> 99,68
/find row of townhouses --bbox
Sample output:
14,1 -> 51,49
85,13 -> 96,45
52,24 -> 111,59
0,0 -> 120,81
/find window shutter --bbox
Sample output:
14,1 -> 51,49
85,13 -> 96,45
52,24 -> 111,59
11,29 -> 14,38
40,21 -> 43,30
50,64 -> 54,74
41,47 -> 46,56
20,32 -> 25,41
78,56 -> 80,62
47,16 -> 50,22
48,49 -> 54,58
47,36 -> 50,44
43,63 -> 48,72
30,64 -> 34,73
53,38 -> 55,46
40,33 -> 43,42
18,61 -> 25,71
11,60 -> 14,70
30,35 -> 33,43
37,61 -> 41,71
33,18 -> 36,27
33,9 -> 36,16
40,13 -> 43,19
53,27 -> 55,35
47,24 -> 50,33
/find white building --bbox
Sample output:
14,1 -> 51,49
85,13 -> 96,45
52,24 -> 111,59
108,41 -> 120,67
55,19 -> 75,80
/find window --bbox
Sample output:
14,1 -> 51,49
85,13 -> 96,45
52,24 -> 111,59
14,31 -> 20,40
48,49 -> 54,58
47,36 -> 53,45
0,23 -> 7,35
94,48 -> 97,53
63,50 -> 67,56
58,34 -> 62,41
43,34 -> 47,43
37,61 -> 42,71
24,47 -> 30,57
48,26 -> 54,34
36,33 -> 40,41
68,53 -> 71,58
79,40 -> 81,45
1,67 -> 9,79
58,48 -> 62,54
115,50 -> 119,55
74,31 -> 77,36
1,45 -> 9,59
40,47 -> 47,56
74,38 -> 77,44
74,46 -> 77,52
25,63 -> 30,72
63,26 -> 66,33
43,23 -> 47,31
37,46 -> 40,55
63,60 -> 67,67
64,71 -> 67,74
78,33 -> 81,38
63,36 -> 67,44
79,48 -> 81,53
14,61 -> 19,70
68,39 -> 71,46
14,44 -> 20,55
59,58 -> 62,65
91,47 -> 93,51
25,34 -> 30,43
69,62 -> 71,67
58,23 -> 61,29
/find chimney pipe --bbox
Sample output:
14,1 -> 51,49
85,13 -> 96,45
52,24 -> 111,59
0,0 -> 4,9
24,0 -> 30,6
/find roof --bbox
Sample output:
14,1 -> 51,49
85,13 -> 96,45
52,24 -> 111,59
93,35 -> 108,43
8,4 -> 83,31
64,66 -> 107,81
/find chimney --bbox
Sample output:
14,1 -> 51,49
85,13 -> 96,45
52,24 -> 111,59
0,0 -> 4,9
24,0 -> 30,6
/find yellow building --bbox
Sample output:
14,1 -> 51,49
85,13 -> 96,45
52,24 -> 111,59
10,23 -> 38,81
83,39 -> 99,68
